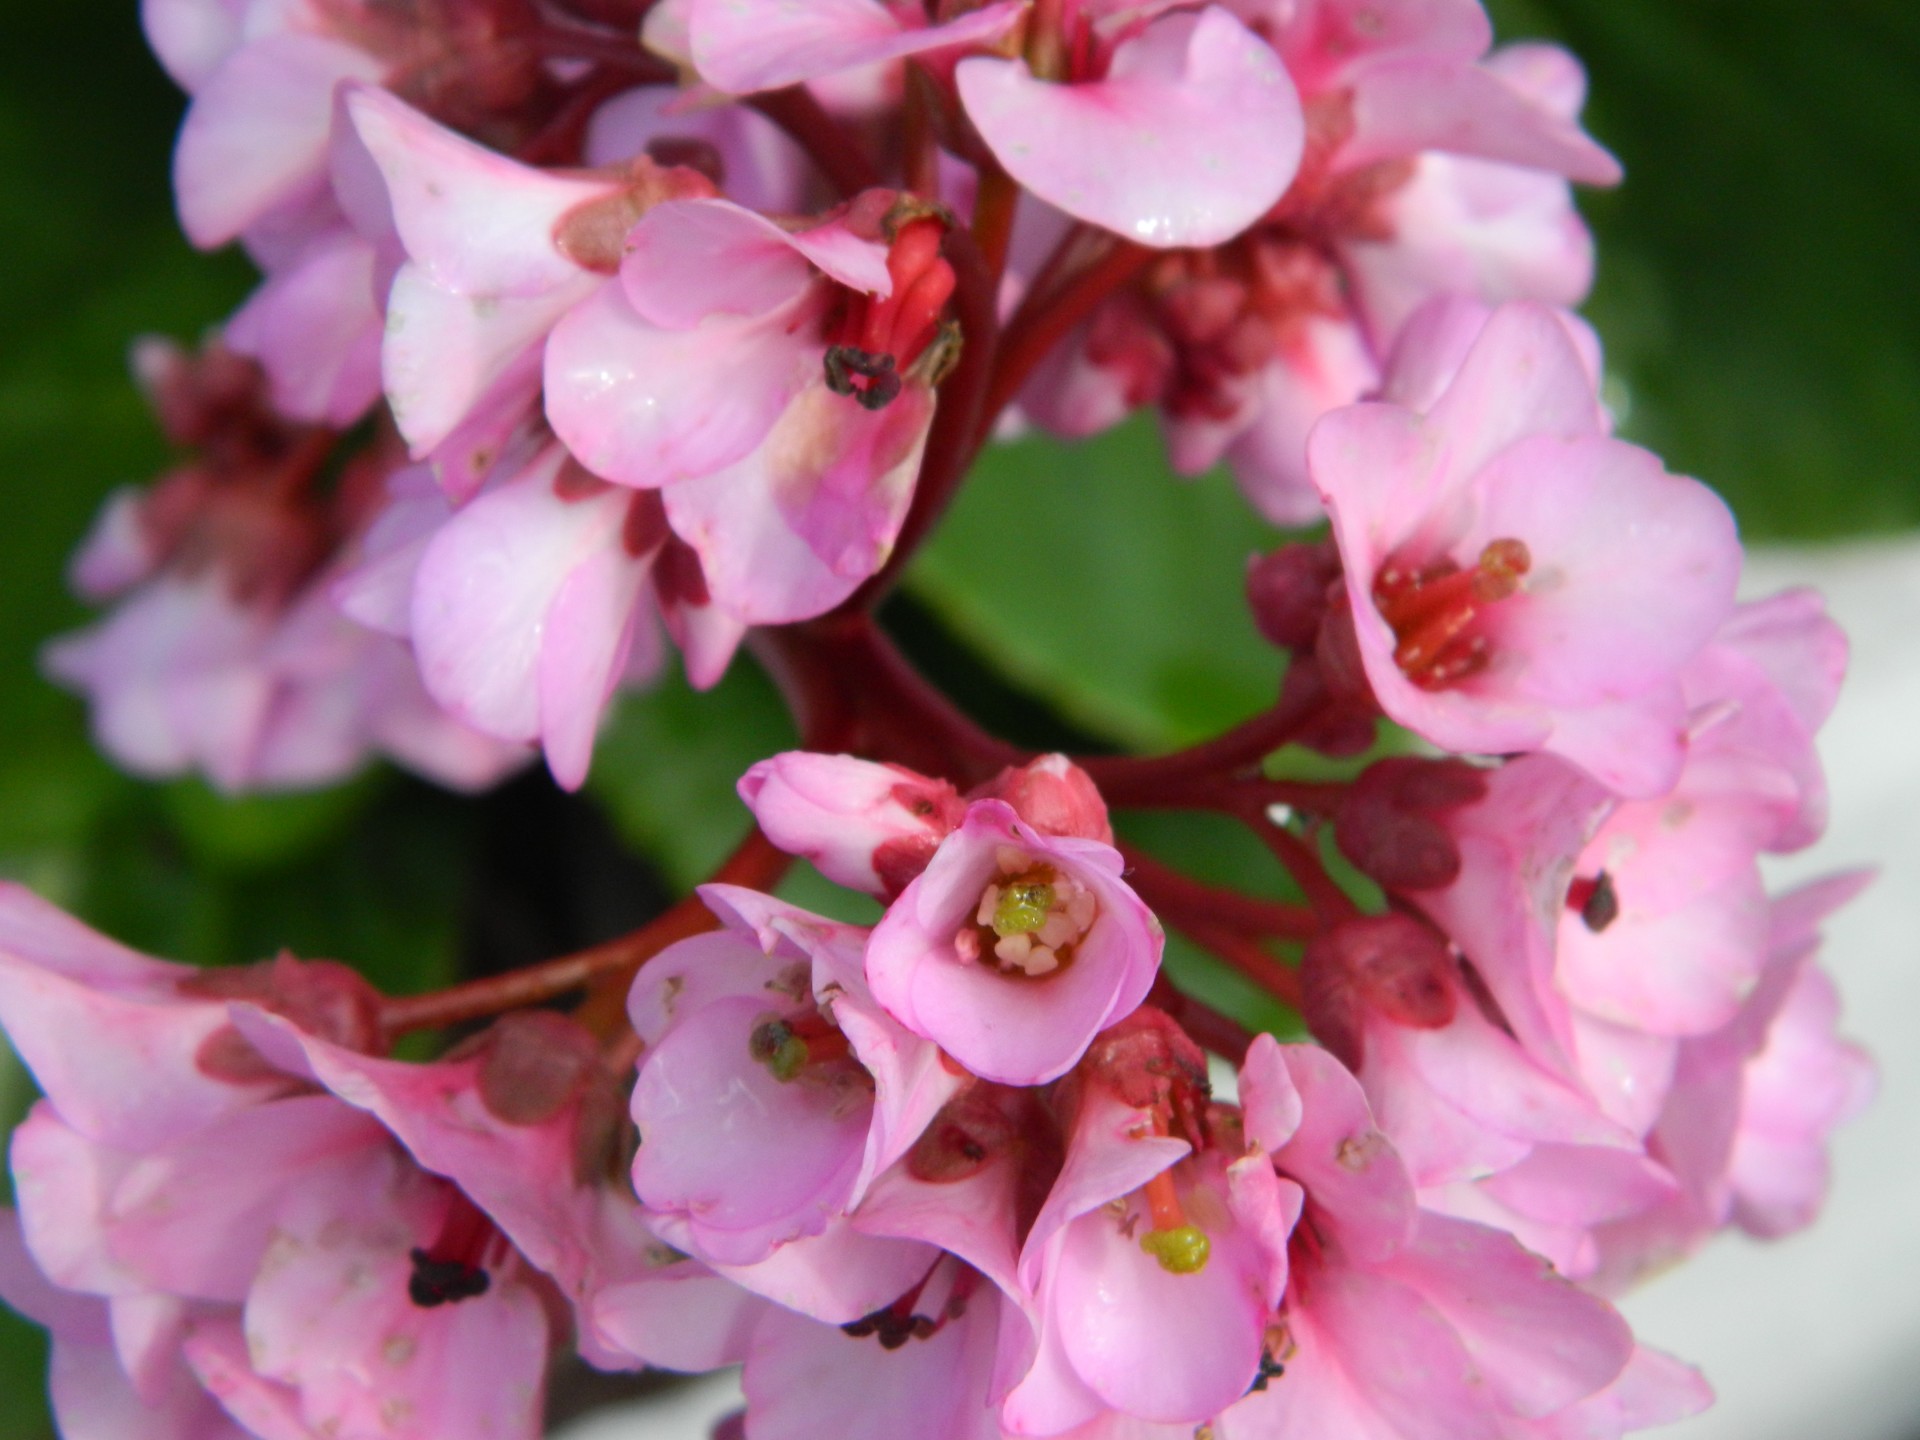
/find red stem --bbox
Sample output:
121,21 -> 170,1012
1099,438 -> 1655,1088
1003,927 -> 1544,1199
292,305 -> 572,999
1080,665 -> 1334,802
379,828 -> 789,1037
1236,808 -> 1359,925
848,225 -> 1000,609
751,87 -> 882,197
1171,915 -> 1304,1009
757,614 -> 1022,784
979,236 -> 1151,438
1120,843 -> 1319,941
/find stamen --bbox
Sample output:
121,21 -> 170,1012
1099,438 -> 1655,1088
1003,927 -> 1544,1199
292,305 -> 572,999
823,346 -> 902,410
1567,871 -> 1619,933
749,1011 -> 854,1082
408,1191 -> 499,1309
1372,539 -> 1531,690
961,859 -> 1097,978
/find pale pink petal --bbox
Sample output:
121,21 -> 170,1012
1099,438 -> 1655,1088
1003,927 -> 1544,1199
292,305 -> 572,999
585,86 -> 811,214
105,1096 -> 386,1303
737,752 -> 962,897
632,996 -> 868,1264
410,452 -> 645,748
745,1295 -> 1004,1440
958,8 -> 1303,248
142,0 -> 248,89
1467,437 -> 1741,705
69,487 -> 158,600
623,200 -> 891,327
545,282 -> 816,487
661,380 -> 930,624
226,227 -> 383,425
537,542 -> 651,789
1221,1266 -> 1499,1440
592,1263 -> 767,1372
1344,56 -> 1621,186
345,87 -> 613,297
1384,1213 -> 1631,1418
383,264 -> 599,458
175,34 -> 385,248
690,0 -> 1026,95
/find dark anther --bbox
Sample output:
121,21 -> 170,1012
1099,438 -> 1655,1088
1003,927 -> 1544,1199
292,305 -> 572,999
823,346 -> 902,410
408,1248 -> 491,1308
1247,1353 -> 1287,1394
1575,871 -> 1619,933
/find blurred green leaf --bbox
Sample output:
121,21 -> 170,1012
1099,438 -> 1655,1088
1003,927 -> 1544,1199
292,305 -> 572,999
1488,0 -> 1920,537
590,659 -> 796,890
910,418 -> 1286,751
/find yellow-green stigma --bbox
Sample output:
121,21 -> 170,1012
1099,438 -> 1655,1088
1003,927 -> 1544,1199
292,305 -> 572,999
749,1019 -> 809,1083
1139,1225 -> 1212,1275
992,881 -> 1056,938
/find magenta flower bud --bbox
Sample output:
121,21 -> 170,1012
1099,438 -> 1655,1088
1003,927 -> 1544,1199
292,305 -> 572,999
969,753 -> 1114,844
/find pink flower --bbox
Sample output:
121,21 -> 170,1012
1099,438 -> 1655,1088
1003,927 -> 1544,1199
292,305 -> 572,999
626,888 -> 951,1322
1590,875 -> 1875,1289
341,86 -> 719,478
1222,1037 -> 1694,1440
545,193 -> 950,623
1001,1015 -> 1296,1433
865,800 -> 1163,1085
43,341 -> 525,795
0,885 -> 557,1440
338,444 -> 677,791
1310,301 -> 1740,798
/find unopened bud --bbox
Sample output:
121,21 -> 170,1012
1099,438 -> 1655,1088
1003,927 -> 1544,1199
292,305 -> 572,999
971,754 -> 1112,842
1247,542 -> 1340,652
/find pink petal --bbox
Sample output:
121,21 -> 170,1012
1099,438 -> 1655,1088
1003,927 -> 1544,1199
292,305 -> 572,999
585,86 -> 812,214
226,227 -> 383,426
175,34 -> 385,248
1385,1213 -> 1631,1418
537,541 -> 651,789
141,0 -> 248,89
382,263 -> 598,457
661,380 -> 930,625
745,1297 -> 1004,1440
623,199 -> 891,327
105,1096 -> 386,1303
1467,436 -> 1740,705
545,281 -> 815,487
958,8 -> 1303,248
345,86 -> 612,297
1344,55 -> 1621,186
690,0 -> 1026,95
410,453 -> 645,748
591,1262 -> 767,1372
631,995 -> 868,1264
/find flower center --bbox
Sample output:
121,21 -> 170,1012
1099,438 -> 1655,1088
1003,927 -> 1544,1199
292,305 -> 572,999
957,848 -> 1098,978
824,217 -> 956,409
1371,538 -> 1531,690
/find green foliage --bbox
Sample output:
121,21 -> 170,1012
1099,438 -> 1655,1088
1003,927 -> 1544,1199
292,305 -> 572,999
912,417 -> 1286,751
589,658 -> 797,889
1487,0 -> 1920,537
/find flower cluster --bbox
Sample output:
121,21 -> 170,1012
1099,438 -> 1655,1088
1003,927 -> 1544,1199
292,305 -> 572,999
3,0 -> 1874,1436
